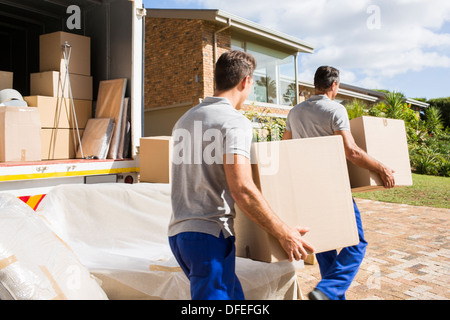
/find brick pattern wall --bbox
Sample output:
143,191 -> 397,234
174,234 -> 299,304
200,21 -> 231,97
144,18 -> 231,110
145,18 -> 204,109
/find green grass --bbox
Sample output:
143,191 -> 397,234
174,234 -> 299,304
352,173 -> 450,209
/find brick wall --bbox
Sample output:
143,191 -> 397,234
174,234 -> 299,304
145,18 -> 204,109
144,18 -> 231,110
200,21 -> 231,97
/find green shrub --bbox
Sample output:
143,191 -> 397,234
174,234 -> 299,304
243,107 -> 286,142
427,97 -> 450,128
345,99 -> 368,120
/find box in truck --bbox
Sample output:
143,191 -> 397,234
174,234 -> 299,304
0,0 -> 144,198
39,31 -> 91,77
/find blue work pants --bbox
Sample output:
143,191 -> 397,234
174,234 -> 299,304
169,231 -> 245,300
315,199 -> 368,300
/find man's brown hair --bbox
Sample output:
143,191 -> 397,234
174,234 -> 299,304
214,50 -> 257,92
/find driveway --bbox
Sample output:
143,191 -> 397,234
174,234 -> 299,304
298,198 -> 450,300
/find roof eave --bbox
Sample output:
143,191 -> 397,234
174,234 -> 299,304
146,8 -> 315,54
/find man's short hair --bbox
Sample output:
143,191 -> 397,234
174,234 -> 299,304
215,50 -> 257,91
314,66 -> 340,91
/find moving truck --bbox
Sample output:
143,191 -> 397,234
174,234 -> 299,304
0,0 -> 146,203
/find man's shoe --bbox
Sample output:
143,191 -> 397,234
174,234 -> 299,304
308,288 -> 330,300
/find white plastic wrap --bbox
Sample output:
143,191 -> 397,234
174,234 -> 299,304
37,183 -> 302,300
0,193 -> 108,300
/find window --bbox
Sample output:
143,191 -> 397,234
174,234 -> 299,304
231,38 -> 297,106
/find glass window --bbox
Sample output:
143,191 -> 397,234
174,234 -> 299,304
231,37 -> 296,106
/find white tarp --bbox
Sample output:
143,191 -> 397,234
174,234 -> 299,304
36,183 -> 302,300
0,193 -> 108,300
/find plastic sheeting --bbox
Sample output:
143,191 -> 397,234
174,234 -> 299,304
0,193 -> 108,300
36,183 -> 302,300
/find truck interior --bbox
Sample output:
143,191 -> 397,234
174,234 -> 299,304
0,0 -> 135,102
0,0 -> 143,193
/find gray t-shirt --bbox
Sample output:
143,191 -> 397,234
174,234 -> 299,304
286,95 -> 350,138
168,97 -> 253,238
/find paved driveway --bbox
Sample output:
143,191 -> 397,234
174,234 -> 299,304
298,198 -> 450,300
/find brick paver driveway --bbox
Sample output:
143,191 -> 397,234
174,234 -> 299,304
298,198 -> 450,300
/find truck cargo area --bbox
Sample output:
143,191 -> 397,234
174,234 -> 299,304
0,0 -> 144,196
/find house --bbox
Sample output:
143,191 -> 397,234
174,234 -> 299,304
144,9 -> 314,136
143,9 -> 429,137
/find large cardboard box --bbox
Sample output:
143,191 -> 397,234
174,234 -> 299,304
0,71 -> 13,90
234,136 -> 358,263
40,31 -> 90,76
139,136 -> 173,183
0,107 -> 41,162
30,71 -> 93,100
41,128 -> 83,160
24,96 -> 92,129
348,116 -> 413,192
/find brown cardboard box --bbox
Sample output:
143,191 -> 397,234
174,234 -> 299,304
0,107 -> 41,162
40,31 -> 90,76
41,128 -> 83,160
139,136 -> 173,183
234,136 -> 358,263
24,96 -> 92,129
30,71 -> 93,100
348,116 -> 413,192
0,71 -> 13,90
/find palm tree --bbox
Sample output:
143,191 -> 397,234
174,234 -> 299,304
256,76 -> 277,104
425,106 -> 444,135
384,91 -> 405,119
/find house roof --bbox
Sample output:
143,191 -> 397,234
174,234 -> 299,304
299,81 -> 379,103
339,83 -> 430,108
146,9 -> 315,54
299,81 -> 429,109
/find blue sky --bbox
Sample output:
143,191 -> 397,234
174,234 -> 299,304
143,0 -> 450,100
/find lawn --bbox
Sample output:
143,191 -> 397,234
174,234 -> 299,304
352,173 -> 450,209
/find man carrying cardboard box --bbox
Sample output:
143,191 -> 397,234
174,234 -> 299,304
283,66 -> 395,300
168,50 -> 314,300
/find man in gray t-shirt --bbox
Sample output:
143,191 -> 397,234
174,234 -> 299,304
284,66 -> 394,300
169,96 -> 253,239
168,51 -> 314,300
286,94 -> 350,138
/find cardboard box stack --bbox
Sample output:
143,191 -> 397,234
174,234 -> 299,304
25,31 -> 92,160
1,71 -> 42,162
347,116 -> 413,192
0,106 -> 41,162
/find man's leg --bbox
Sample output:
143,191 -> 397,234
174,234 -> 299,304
169,231 -> 245,300
314,199 -> 368,300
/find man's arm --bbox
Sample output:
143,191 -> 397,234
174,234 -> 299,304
223,154 -> 314,261
335,130 -> 395,188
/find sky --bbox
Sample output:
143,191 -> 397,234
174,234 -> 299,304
142,0 -> 450,100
